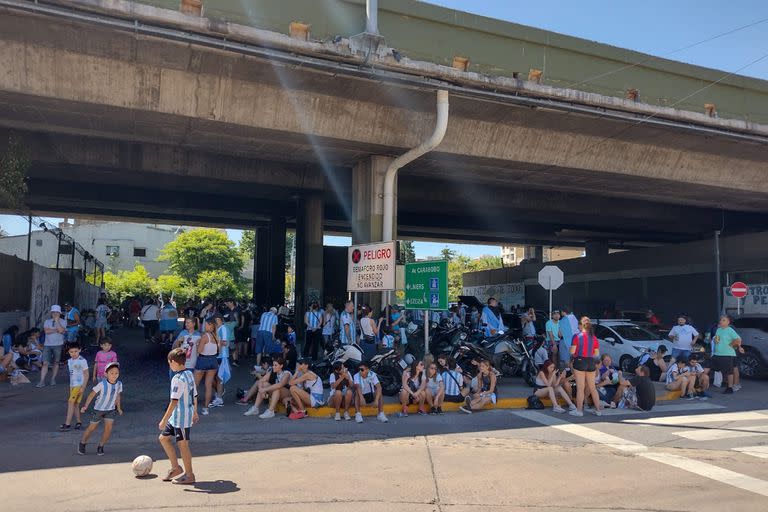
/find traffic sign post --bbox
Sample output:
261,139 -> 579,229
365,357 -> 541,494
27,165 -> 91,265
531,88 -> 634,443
538,265 -> 564,315
405,261 -> 448,357
730,281 -> 748,316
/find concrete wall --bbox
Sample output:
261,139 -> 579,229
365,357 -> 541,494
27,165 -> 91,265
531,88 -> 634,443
464,231 -> 768,326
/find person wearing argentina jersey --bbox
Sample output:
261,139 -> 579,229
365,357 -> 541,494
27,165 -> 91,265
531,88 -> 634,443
340,301 -> 357,346
159,348 -> 199,485
288,357 -> 325,420
77,362 -> 123,456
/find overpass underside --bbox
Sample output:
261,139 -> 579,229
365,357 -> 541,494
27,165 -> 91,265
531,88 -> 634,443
1,1 -> 768,311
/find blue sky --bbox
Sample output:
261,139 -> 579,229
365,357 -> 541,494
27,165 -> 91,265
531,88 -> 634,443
2,1 -> 766,259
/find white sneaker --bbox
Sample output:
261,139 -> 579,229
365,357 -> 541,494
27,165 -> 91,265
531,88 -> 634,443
733,384 -> 742,391
568,404 -> 577,411
591,408 -> 602,416
355,412 -> 363,423
212,397 -> 224,407
259,409 -> 275,419
552,406 -> 566,413
201,407 -> 209,416
244,405 -> 259,416
377,412 -> 389,423
569,409 -> 584,417
334,412 -> 341,421
344,411 -> 351,421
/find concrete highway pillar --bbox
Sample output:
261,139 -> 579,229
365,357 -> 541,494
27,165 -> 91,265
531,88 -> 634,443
294,193 -> 324,344
585,240 -> 610,259
252,226 -> 270,305
351,156 -> 395,313
268,216 -> 287,308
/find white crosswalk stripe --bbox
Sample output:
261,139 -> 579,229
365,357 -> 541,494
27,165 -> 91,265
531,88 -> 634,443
734,446 -> 768,459
673,424 -> 768,441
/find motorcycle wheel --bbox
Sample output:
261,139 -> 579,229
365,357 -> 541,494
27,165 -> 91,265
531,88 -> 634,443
522,361 -> 537,388
495,354 -> 519,377
377,364 -> 402,396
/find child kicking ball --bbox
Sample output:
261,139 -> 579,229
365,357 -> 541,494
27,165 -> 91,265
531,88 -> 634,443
158,348 -> 198,485
78,362 -> 123,455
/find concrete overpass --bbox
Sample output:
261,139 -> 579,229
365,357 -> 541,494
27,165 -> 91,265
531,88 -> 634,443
1,0 -> 768,311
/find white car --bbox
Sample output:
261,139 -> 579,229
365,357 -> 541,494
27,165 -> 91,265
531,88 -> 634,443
592,320 -> 664,372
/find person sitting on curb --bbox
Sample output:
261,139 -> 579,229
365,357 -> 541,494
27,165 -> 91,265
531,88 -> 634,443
243,357 -> 291,418
609,365 -> 656,411
533,359 -> 576,413
352,362 -> 388,424
398,360 -> 427,417
236,356 -> 272,406
288,357 -> 325,420
639,345 -> 668,382
425,362 -> 445,414
438,355 -> 467,403
459,359 -> 497,414
328,361 -> 354,421
687,353 -> 711,399
596,354 -> 621,408
665,355 -> 696,399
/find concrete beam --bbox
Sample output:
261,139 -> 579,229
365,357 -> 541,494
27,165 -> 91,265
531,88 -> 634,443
0,13 -> 766,210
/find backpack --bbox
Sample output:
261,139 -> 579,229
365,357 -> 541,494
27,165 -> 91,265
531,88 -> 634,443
526,395 -> 544,410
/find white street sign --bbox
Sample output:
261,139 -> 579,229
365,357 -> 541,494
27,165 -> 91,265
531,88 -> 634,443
347,241 -> 396,292
538,265 -> 564,316
538,266 -> 564,290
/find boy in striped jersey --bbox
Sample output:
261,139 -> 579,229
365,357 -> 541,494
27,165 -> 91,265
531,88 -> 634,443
78,362 -> 123,455
158,348 -> 199,485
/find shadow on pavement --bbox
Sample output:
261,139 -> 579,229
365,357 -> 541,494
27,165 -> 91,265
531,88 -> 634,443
183,480 -> 240,494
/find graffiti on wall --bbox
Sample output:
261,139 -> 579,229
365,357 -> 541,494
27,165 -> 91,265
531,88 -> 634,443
30,265 -> 59,329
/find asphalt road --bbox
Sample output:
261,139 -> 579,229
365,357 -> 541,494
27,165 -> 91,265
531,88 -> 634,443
2,326 -> 768,511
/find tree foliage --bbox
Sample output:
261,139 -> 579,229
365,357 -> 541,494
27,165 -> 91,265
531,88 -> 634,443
400,241 -> 416,263
160,228 -> 243,282
0,136 -> 30,210
440,247 -> 457,262
153,274 -> 192,302
195,269 -> 246,300
239,230 -> 294,271
447,254 -> 503,302
101,264 -> 155,304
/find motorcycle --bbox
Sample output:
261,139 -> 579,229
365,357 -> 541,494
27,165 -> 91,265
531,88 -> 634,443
311,341 -> 405,397
367,349 -> 405,396
311,341 -> 363,382
492,335 -> 538,387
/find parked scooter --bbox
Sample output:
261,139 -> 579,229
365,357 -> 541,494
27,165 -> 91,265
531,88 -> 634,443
492,335 -> 538,387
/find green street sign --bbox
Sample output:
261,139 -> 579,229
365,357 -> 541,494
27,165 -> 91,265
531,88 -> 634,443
405,261 -> 448,310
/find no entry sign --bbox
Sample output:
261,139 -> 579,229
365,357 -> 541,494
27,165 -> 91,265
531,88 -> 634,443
730,282 -> 749,299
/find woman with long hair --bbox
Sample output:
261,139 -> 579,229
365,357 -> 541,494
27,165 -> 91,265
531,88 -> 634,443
534,359 -> 576,413
193,321 -> 219,416
569,316 -> 602,417
398,359 -> 427,417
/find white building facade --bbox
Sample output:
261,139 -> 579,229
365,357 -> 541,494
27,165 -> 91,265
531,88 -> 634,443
0,220 -> 184,276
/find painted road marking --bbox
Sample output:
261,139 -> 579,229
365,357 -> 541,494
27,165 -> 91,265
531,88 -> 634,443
624,410 -> 768,426
513,410 -> 768,498
733,446 -> 768,459
673,424 -> 768,441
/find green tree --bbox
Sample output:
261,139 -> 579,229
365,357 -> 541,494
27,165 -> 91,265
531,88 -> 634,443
440,247 -> 457,262
153,274 -> 192,302
101,264 -> 156,303
195,269 -> 245,300
448,255 -> 472,302
159,228 -> 243,282
239,229 -> 256,259
401,241 -> 416,263
471,255 -> 503,271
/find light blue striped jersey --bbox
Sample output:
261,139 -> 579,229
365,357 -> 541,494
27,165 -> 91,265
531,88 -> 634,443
93,379 -> 123,411
340,311 -> 356,344
258,312 -> 278,332
305,310 -> 322,330
442,370 -> 464,396
169,370 -> 197,428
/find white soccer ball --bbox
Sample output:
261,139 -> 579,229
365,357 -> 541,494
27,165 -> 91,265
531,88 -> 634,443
132,455 -> 153,477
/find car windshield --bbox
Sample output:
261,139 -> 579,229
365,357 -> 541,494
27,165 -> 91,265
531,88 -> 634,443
612,325 -> 661,341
